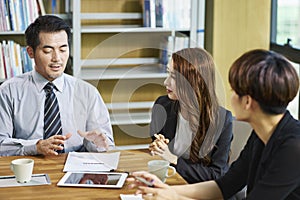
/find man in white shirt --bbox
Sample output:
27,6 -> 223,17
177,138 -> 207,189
0,15 -> 114,156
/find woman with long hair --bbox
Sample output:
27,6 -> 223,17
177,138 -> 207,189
149,48 -> 233,183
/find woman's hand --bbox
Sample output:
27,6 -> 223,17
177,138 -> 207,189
149,134 -> 177,164
149,134 -> 169,154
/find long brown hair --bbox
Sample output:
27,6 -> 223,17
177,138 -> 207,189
172,48 -> 219,164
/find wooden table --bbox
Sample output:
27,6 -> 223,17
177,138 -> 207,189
0,149 -> 186,199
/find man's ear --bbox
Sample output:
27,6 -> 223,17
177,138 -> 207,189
244,95 -> 253,110
26,46 -> 34,58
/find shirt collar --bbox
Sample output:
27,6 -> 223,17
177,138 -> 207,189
32,70 -> 65,93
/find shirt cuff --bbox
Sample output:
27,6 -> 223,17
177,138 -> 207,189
23,139 -> 40,155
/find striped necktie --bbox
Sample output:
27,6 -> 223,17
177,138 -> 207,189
43,82 -> 63,139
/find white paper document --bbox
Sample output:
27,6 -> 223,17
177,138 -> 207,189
63,152 -> 120,172
120,194 -> 143,200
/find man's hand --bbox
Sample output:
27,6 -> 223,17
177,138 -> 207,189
36,133 -> 72,155
77,130 -> 109,150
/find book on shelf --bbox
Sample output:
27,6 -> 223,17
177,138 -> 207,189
8,40 -> 21,77
37,0 -> 46,16
46,0 -> 63,14
0,42 -> 5,79
15,0 -> 26,31
173,0 -> 191,30
21,47 -> 34,73
15,43 -> 23,76
143,0 -> 191,29
1,40 -> 11,78
0,40 -> 33,79
3,0 -> 11,31
8,0 -> 17,31
159,35 -> 189,72
159,36 -> 173,72
28,0 -> 40,26
143,0 -> 156,28
0,0 -> 44,32
0,0 -> 10,31
173,36 -> 189,52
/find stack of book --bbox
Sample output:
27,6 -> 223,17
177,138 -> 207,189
0,40 -> 34,79
0,0 -> 45,32
159,35 -> 189,72
143,0 -> 191,29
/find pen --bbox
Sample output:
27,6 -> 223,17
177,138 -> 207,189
134,176 -> 154,187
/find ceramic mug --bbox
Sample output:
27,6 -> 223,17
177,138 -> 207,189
10,158 -> 34,183
148,160 -> 176,183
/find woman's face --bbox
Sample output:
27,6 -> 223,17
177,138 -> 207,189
164,59 -> 178,100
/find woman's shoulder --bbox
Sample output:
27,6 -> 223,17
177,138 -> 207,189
154,95 -> 174,106
218,106 -> 233,121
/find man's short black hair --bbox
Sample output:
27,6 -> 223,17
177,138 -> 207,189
25,15 -> 71,52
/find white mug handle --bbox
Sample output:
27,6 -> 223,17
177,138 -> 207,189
10,163 -> 14,172
166,166 -> 176,178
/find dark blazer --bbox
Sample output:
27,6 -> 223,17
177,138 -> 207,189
150,95 -> 233,183
216,111 -> 300,199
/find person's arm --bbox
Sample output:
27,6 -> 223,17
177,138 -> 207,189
149,97 -> 169,139
36,133 -> 72,155
215,132 -> 254,199
0,136 -> 40,156
130,171 -> 223,200
0,92 -> 72,156
175,111 -> 233,183
128,171 -> 197,200
172,181 -> 223,200
83,87 -> 114,152
0,85 -> 39,156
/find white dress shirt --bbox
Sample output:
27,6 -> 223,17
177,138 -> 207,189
0,70 -> 114,156
173,112 -> 193,159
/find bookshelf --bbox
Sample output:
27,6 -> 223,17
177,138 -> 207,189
72,0 -> 205,147
1,0 -> 205,147
0,0 -> 70,82
0,0 -> 42,81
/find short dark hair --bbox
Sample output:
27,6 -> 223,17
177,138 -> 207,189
229,49 -> 299,114
25,15 -> 71,51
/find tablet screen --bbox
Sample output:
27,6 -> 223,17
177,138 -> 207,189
57,172 -> 128,188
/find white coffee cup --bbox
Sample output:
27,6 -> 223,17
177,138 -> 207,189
10,158 -> 34,183
148,160 -> 176,183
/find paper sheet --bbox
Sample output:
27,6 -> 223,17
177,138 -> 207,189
0,174 -> 51,187
120,194 -> 143,200
63,152 -> 120,172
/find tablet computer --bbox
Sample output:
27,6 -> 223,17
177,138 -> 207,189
57,172 -> 128,188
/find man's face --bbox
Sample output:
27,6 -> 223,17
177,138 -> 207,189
28,30 -> 69,81
231,91 -> 250,121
